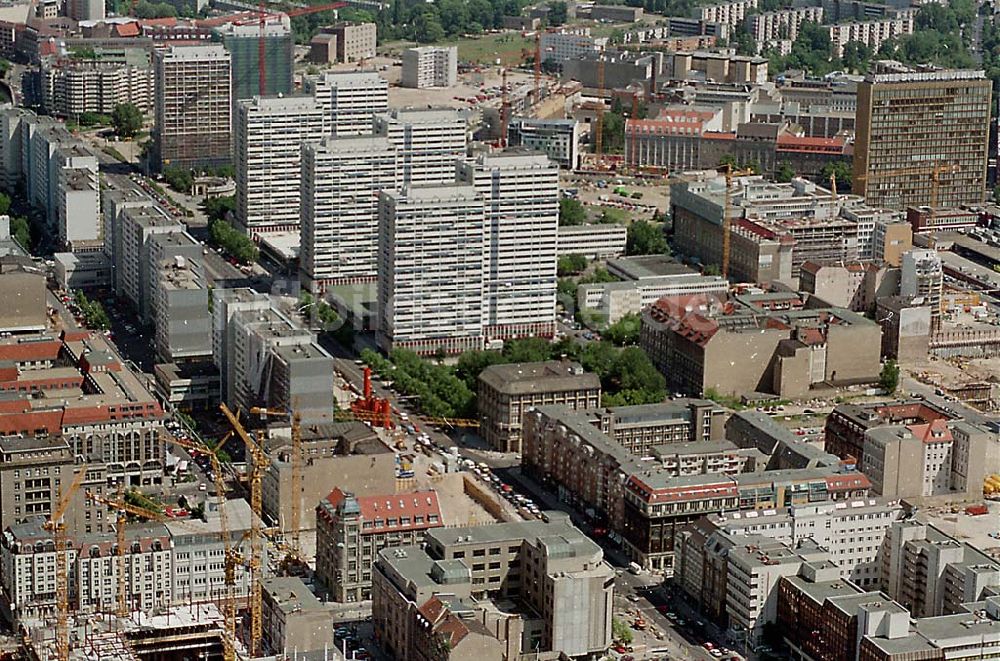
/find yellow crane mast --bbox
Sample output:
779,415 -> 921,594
220,403 -> 269,658
248,406 -> 303,559
44,463 -> 88,661
162,433 -> 237,661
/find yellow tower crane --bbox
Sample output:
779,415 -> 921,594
249,405 -> 303,559
44,462 -> 88,661
854,161 -> 961,211
220,403 -> 269,658
162,433 -> 238,661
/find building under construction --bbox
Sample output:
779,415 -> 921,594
23,604 -> 230,661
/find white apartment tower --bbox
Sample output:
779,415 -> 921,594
457,151 -> 559,340
400,46 -> 458,88
300,136 -> 397,293
373,108 -> 467,186
235,95 -> 329,238
377,185 -> 486,355
153,45 -> 232,171
304,71 -> 388,137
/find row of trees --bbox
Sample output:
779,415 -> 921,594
761,1 -> 979,77
75,291 -> 111,330
361,348 -> 477,418
344,0 -> 539,45
298,291 -> 355,347
208,218 -> 258,265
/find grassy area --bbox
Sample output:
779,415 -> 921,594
450,32 -> 533,66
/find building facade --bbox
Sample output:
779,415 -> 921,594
153,45 -> 232,170
400,46 -> 458,89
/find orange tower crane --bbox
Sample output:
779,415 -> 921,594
44,463 -> 88,661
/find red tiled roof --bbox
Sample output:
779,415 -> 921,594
625,474 -> 738,504
0,340 -> 62,363
324,488 -> 442,534
114,21 -> 140,36
139,17 -> 177,26
908,419 -> 953,444
825,473 -> 871,491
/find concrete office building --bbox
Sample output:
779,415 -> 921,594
400,46 -> 458,89
65,0 -> 104,21
377,185 -> 485,356
262,577 -> 332,656
165,498 -> 259,605
211,289 -> 334,422
304,71 -> 388,137
798,261 -> 895,313
300,136 -> 397,292
861,419 -> 988,500
0,256 -> 46,332
0,435 -> 107,539
153,45 -> 232,170
901,248 -> 943,331
539,28 -> 607,65
153,255 -> 212,363
372,514 -> 614,661
213,16 -> 293,100
55,166 -> 100,251
235,94 -> 329,237
374,108 -> 467,186
457,151 -> 559,341
315,488 -> 444,602
117,205 -> 183,320
853,64 -> 991,210
557,224 -> 627,259
507,117 -> 581,169
326,22 -> 377,62
477,361 -> 602,453
882,521 -> 1000,619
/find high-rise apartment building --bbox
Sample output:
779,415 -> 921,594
400,46 -> 458,88
214,16 -> 293,100
304,71 -> 388,136
235,95 -> 329,237
853,64 -> 991,209
373,108 -> 467,186
377,185 -> 485,355
457,151 -> 559,340
300,136 -> 397,293
153,45 -> 232,171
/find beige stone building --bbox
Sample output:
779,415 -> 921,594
329,22 -> 376,63
315,488 -> 443,602
262,577 -> 332,656
261,421 -> 397,535
372,514 -> 613,661
477,361 -> 601,453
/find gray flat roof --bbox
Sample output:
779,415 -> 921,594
478,361 -> 600,395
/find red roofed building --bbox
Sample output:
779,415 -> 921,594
0,331 -> 165,487
315,488 -> 444,601
860,418 -> 988,499
410,596 -> 507,661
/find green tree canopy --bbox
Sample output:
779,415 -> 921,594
559,198 -> 587,226
557,253 -> 587,276
626,219 -> 669,255
111,103 -> 143,139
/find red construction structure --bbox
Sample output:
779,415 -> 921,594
350,367 -> 393,428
